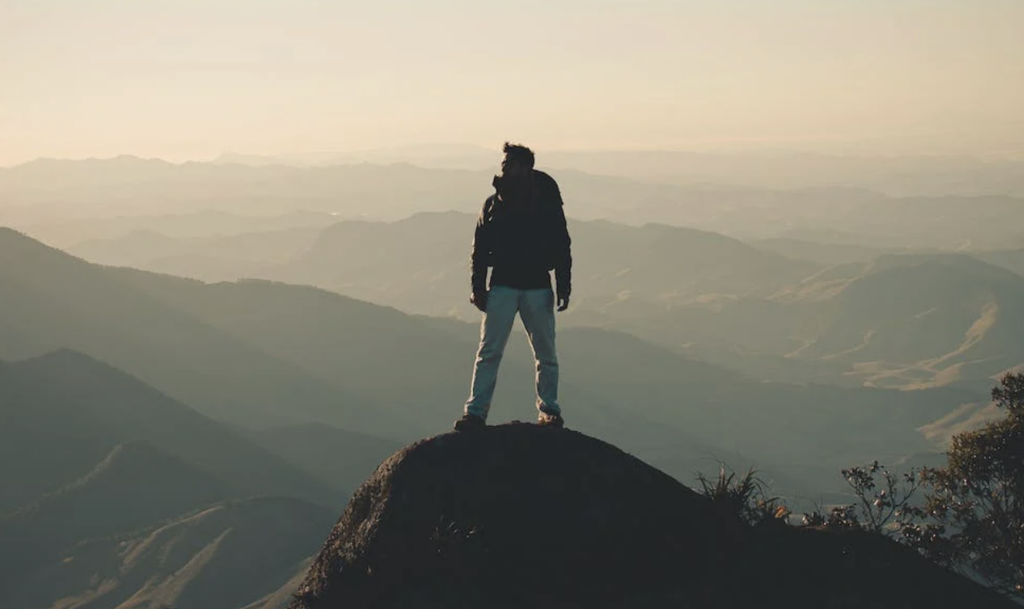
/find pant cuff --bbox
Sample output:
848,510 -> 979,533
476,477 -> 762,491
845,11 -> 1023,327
538,404 -> 561,416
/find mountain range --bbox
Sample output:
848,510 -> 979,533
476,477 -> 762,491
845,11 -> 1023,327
209,146 -> 1024,197
58,211 -> 1024,391
0,348 -> 352,609
4,157 -> 1024,250
3,496 -> 334,609
0,226 -> 989,494
3,153 -> 1023,606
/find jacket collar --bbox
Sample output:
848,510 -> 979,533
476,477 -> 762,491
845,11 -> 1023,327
493,173 -> 535,203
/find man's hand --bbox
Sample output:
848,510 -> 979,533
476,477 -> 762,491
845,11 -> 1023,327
557,293 -> 570,312
470,290 -> 489,313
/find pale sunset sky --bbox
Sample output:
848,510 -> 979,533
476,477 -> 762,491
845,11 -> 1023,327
1,0 -> 1022,166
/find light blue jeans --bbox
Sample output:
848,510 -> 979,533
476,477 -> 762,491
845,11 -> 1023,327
465,285 -> 561,420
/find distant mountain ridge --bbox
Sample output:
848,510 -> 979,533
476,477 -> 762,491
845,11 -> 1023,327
772,253 -> 1024,387
195,148 -> 1024,196
3,496 -> 335,609
61,212 -> 1023,389
589,252 -> 1024,391
5,156 -> 1024,249
0,225 -> 985,498
0,226 -> 390,434
0,349 -> 350,609
2,151 -> 1022,608
0,221 -> 1014,608
0,348 -> 336,511
0,441 -> 229,596
5,440 -> 225,523
66,211 -> 818,320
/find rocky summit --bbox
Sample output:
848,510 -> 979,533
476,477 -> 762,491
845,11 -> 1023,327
291,423 -> 1012,609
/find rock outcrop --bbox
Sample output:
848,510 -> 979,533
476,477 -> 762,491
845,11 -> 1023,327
291,423 -> 1013,609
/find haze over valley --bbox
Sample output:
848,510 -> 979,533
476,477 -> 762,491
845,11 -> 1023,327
4,0 -> 1024,606
3,147 -> 1024,607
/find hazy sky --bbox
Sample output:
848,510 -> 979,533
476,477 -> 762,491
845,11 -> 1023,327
2,0 -> 1023,165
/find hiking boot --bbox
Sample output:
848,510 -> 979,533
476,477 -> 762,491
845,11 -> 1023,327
454,413 -> 486,431
537,412 -> 564,428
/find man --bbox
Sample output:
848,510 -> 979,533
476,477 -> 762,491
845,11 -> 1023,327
455,142 -> 572,431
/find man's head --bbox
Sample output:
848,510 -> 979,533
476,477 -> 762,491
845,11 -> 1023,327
500,142 -> 535,179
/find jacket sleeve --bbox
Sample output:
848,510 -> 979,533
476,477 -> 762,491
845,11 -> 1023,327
470,198 -> 494,294
550,184 -> 572,297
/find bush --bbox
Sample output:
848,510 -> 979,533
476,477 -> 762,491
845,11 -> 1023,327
804,461 -> 924,534
905,373 -> 1024,597
697,465 -> 789,526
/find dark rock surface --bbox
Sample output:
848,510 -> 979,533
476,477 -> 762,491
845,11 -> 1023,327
291,423 -> 1013,609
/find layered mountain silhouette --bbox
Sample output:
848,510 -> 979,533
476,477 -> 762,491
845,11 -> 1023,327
180,148 -> 1024,195
62,212 -> 816,318
750,238 -> 1024,281
70,226 -> 322,282
4,497 -> 335,609
0,226 -> 388,434
0,157 -> 484,225
2,227 -> 996,493
0,350 -> 355,609
573,252 -> 1024,391
751,237 -> 895,266
263,212 -> 816,318
974,248 -> 1024,278
0,348 -> 336,511
0,441 -> 228,596
2,440 -> 225,546
291,424 -> 1011,609
0,227 -> 985,497
759,254 -> 1024,389
2,154 -> 1023,608
28,209 -> 337,250
58,211 -> 1024,391
4,157 -> 1024,250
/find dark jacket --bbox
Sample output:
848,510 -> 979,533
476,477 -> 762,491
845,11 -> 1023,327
471,169 -> 572,296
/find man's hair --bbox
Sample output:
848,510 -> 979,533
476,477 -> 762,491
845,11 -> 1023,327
503,142 -> 535,169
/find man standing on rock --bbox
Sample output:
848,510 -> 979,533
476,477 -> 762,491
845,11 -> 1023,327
455,142 -> 572,431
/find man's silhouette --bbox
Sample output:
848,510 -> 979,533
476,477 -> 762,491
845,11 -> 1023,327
455,142 -> 572,431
